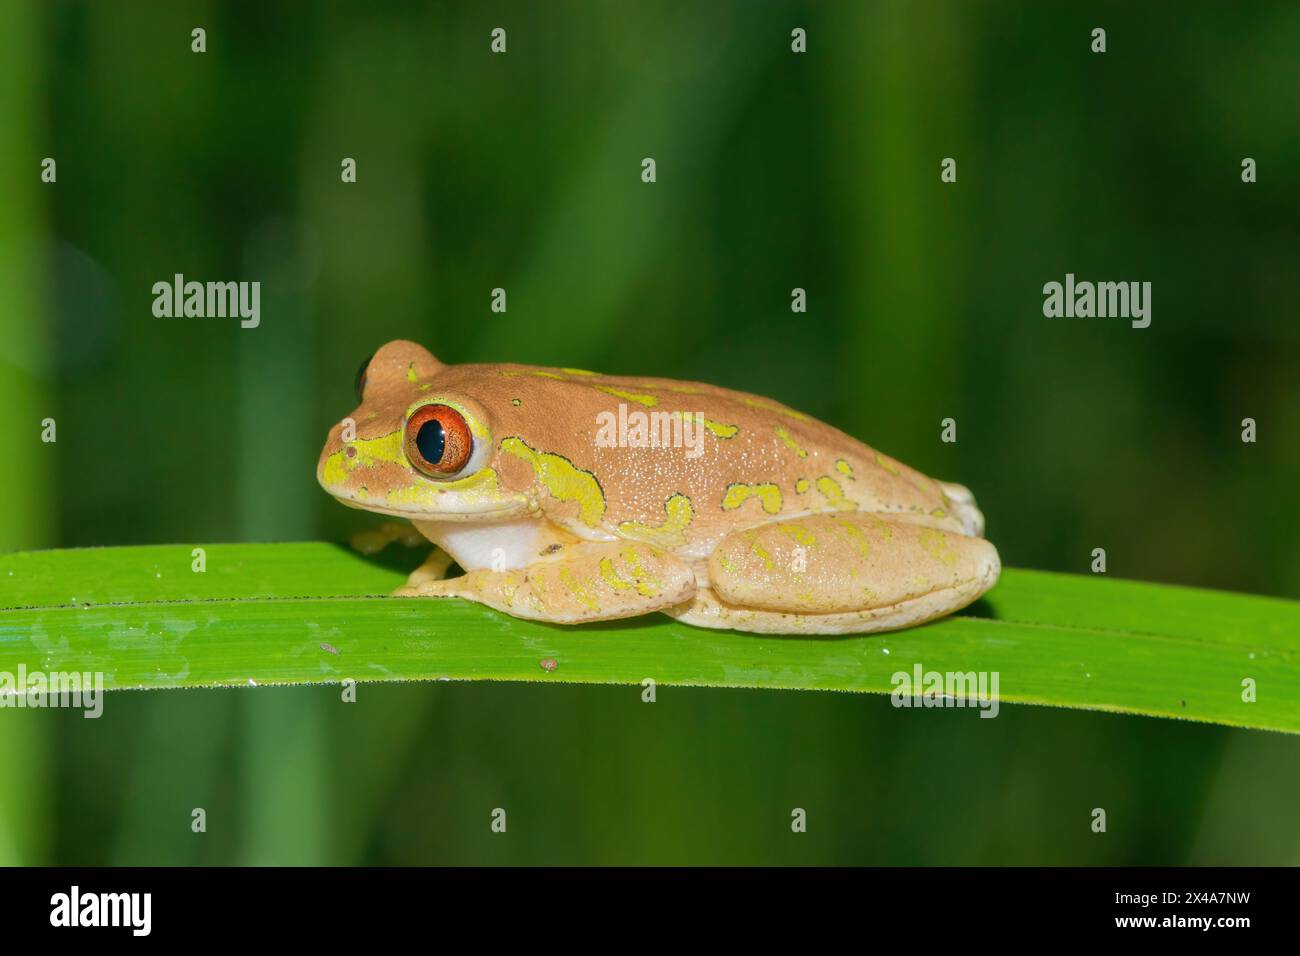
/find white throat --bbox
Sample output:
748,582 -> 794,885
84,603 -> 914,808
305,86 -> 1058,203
413,518 -> 545,572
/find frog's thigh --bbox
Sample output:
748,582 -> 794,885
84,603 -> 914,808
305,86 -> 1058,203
706,513 -> 1000,618
663,585 -> 977,636
396,541 -> 695,624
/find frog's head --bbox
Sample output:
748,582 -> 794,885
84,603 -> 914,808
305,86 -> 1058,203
316,340 -> 529,521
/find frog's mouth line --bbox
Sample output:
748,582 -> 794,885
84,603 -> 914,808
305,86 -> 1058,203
330,494 -> 528,523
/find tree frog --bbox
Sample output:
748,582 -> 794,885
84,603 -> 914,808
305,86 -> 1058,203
318,341 -> 1000,634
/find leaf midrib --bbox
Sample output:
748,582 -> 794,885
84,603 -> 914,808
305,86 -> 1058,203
2,594 -> 1290,661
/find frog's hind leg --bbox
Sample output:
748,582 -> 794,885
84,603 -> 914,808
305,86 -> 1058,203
666,513 -> 999,635
663,585 -> 981,635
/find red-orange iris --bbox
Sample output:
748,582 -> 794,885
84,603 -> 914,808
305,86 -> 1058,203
404,404 -> 472,477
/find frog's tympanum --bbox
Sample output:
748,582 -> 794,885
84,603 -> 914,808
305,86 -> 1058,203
318,341 -> 1000,634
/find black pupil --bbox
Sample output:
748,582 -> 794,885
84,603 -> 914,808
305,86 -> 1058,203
354,353 -> 374,400
416,419 -> 446,465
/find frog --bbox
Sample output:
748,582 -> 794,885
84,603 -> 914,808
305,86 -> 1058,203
317,340 -> 1000,635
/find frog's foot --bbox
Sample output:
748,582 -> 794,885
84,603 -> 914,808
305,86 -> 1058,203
668,513 -> 1000,635
395,548 -> 455,594
351,520 -> 427,556
393,541 -> 695,624
938,481 -> 985,537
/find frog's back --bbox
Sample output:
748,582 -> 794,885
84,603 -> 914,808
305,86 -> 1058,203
438,362 -> 967,557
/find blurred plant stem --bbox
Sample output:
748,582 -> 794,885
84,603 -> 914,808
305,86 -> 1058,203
0,0 -> 51,865
236,236 -> 329,864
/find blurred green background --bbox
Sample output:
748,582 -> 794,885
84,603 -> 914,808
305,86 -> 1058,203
2,0 -> 1298,864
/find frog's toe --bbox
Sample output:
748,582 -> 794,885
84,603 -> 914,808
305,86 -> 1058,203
939,481 -> 985,537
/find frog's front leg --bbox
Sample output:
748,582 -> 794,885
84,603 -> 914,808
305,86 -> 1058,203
402,548 -> 455,591
395,541 -> 696,624
350,520 -> 427,555
668,513 -> 999,635
349,521 -> 452,591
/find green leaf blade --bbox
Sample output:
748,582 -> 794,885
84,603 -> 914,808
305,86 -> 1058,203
1,544 -> 1296,733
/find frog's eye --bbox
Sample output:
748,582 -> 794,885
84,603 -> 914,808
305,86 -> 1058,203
354,352 -> 375,401
405,404 -> 473,477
